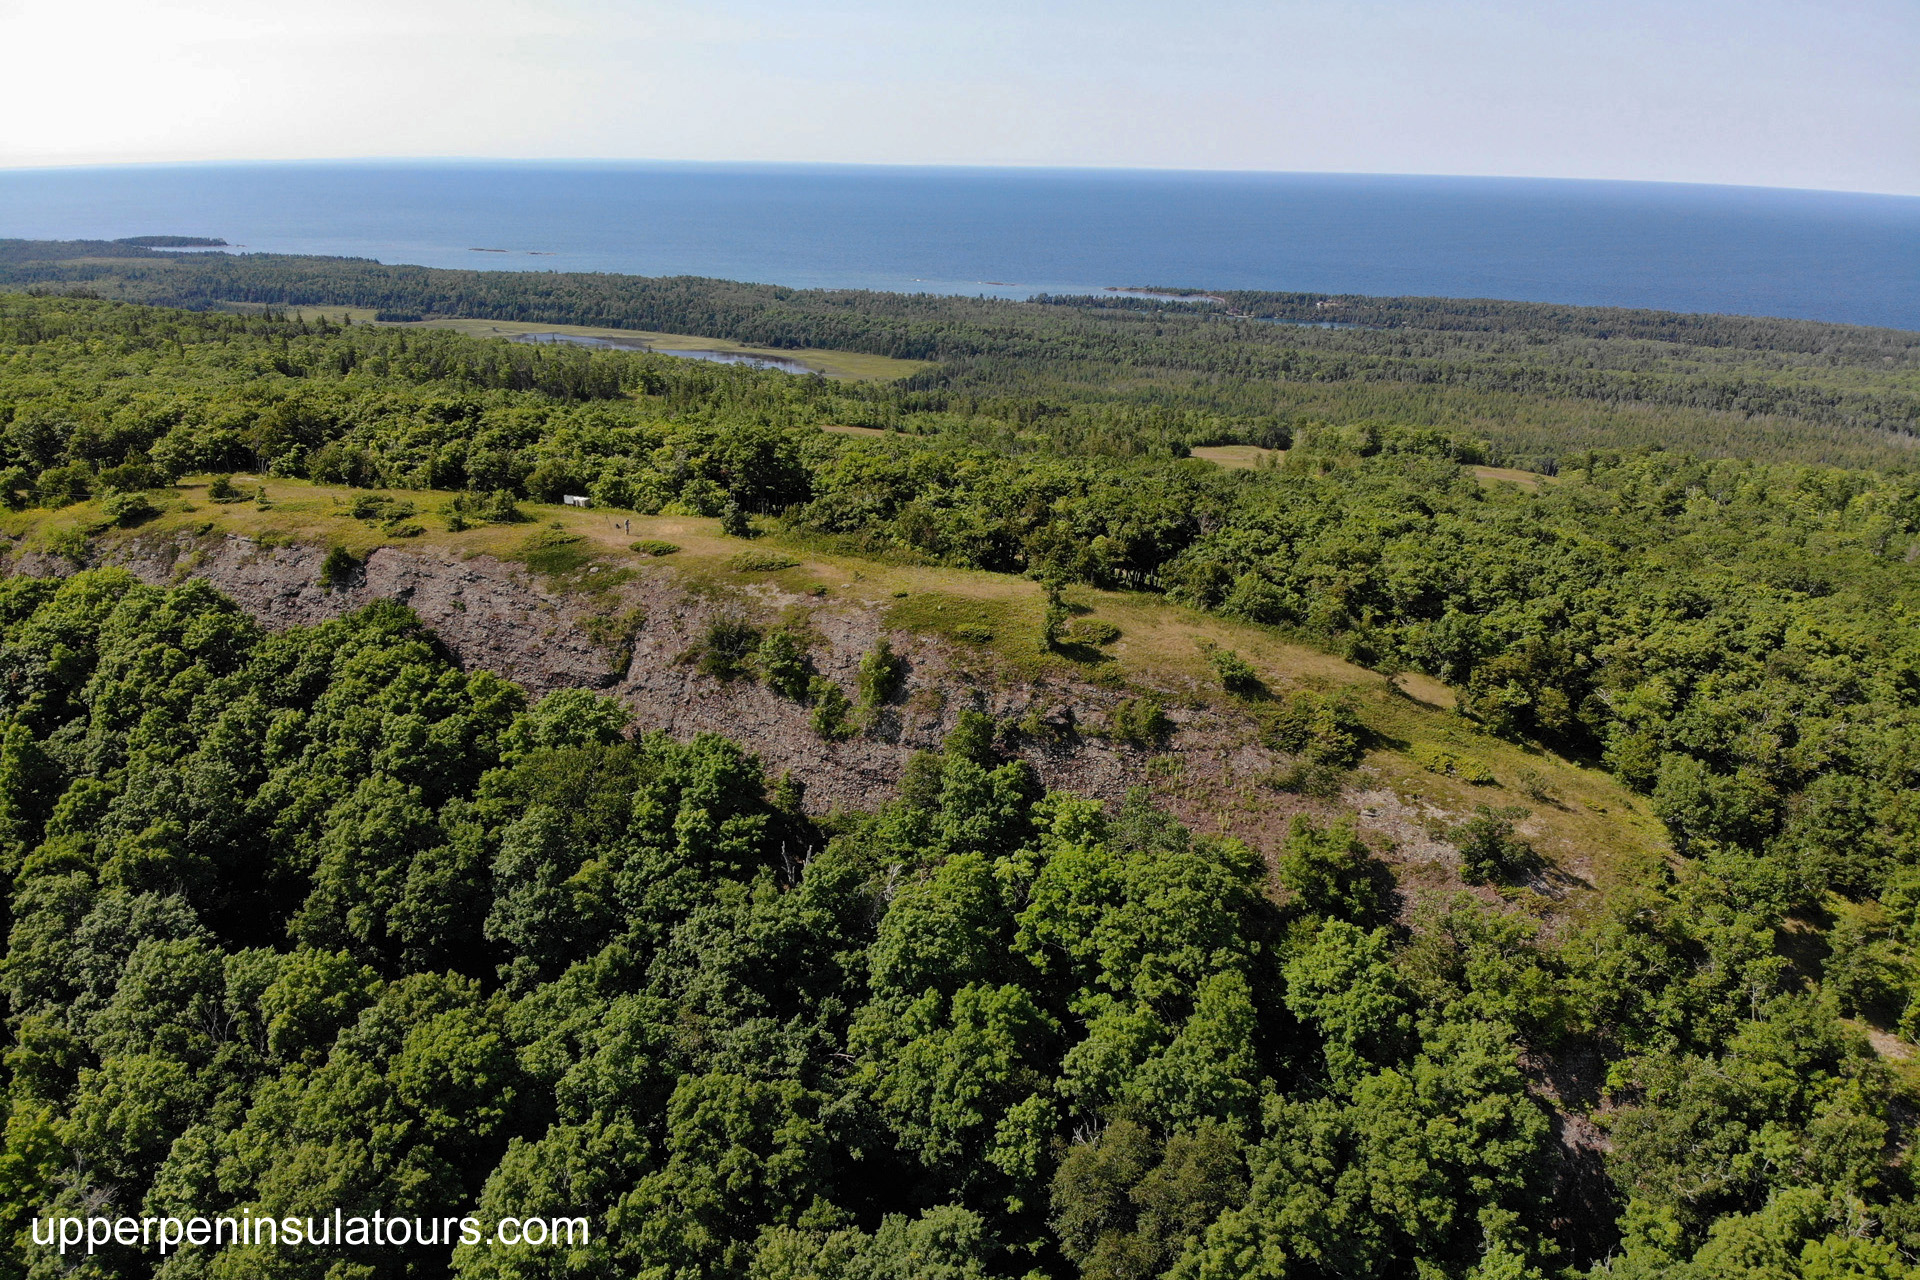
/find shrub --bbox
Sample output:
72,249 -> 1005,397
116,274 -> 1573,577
1264,692 -> 1363,767
759,629 -> 811,700
809,677 -> 854,740
1066,619 -> 1122,646
1412,743 -> 1497,785
945,710 -> 998,764
698,619 -> 762,681
1826,918 -> 1903,1019
1041,586 -> 1070,652
1206,646 -> 1263,696
1107,696 -> 1171,747
483,490 -> 524,524
100,491 -> 157,527
447,491 -> 481,525
583,606 -> 647,677
306,441 -> 374,487
1015,701 -> 1074,743
1278,816 -> 1385,925
34,464 -> 91,509
46,527 -> 89,565
1267,761 -> 1348,799
445,489 -> 523,524
319,546 -> 360,587
207,473 -> 247,503
630,539 -> 680,557
1517,768 -> 1559,804
953,624 -> 994,644
948,717 -> 1006,767
857,638 -> 907,708
719,503 -> 754,538
1452,805 -> 1539,884
99,461 -> 163,493
727,550 -> 800,572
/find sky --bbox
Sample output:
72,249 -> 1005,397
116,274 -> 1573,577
2,0 -> 1915,195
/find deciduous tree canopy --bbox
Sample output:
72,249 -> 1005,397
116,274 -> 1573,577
0,290 -> 1917,1277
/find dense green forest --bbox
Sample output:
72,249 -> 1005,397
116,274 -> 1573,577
0,573 -> 1914,1280
2,292 -> 1920,1277
4,240 -> 1919,468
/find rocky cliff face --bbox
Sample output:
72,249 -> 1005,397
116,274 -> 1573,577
28,532 -> 1322,853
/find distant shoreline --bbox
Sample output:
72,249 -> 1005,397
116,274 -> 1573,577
2,162 -> 1915,328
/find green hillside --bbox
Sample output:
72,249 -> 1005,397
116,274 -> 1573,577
0,290 -> 1918,1278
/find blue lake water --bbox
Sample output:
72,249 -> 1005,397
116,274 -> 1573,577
1,161 -> 1916,330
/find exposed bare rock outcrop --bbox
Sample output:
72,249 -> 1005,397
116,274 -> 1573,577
106,535 -> 619,692
35,533 -> 1322,852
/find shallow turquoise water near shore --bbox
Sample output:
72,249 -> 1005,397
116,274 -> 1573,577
2,161 -> 1916,329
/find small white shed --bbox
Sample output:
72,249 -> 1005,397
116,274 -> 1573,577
562,495 -> 591,508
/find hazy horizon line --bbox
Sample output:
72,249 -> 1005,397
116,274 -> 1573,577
3,156 -> 1917,203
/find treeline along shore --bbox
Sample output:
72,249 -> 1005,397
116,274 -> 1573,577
4,237 -> 1919,470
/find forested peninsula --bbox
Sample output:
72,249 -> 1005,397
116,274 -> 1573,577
0,270 -> 1916,1280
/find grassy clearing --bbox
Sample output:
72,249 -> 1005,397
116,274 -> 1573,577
1470,465 -> 1555,490
395,318 -> 931,381
1393,671 -> 1455,710
1190,444 -> 1284,470
1358,684 -> 1668,894
206,304 -> 928,380
3,475 -> 1666,892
